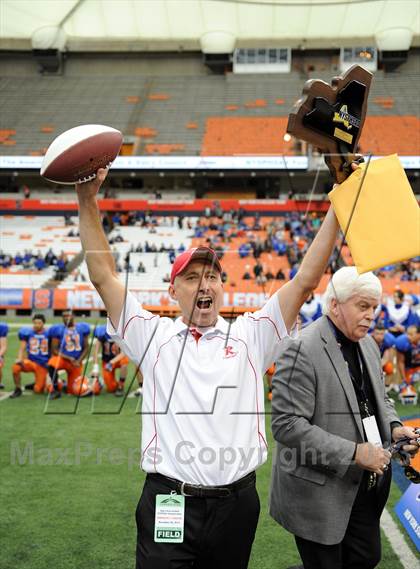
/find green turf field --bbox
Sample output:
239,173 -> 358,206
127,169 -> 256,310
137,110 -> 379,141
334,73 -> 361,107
1,322 -> 419,568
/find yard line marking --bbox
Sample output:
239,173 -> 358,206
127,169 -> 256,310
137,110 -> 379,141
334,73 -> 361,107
381,506 -> 419,569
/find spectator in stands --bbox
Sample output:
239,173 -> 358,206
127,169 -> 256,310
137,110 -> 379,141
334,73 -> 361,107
253,261 -> 263,279
124,260 -> 134,273
23,185 -> 31,199
214,245 -> 224,260
137,261 -> 146,274
400,260 -> 418,281
213,201 -> 223,218
34,255 -> 46,271
14,252 -> 23,265
238,243 -> 249,258
276,268 -> 286,281
54,253 -> 68,281
45,248 -> 57,266
64,214 -> 74,227
265,268 -> 275,281
102,212 -> 112,234
243,269 -> 252,280
168,249 -> 176,264
0,252 -> 12,268
135,244 -> 143,253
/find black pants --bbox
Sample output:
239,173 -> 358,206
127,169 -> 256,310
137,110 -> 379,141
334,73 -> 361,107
135,473 -> 260,569
295,480 -> 383,569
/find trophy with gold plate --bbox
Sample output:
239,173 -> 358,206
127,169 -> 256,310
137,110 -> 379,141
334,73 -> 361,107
287,65 -> 372,183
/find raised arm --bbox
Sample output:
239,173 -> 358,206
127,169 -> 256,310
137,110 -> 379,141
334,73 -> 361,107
277,206 -> 339,331
277,162 -> 360,331
76,169 -> 126,327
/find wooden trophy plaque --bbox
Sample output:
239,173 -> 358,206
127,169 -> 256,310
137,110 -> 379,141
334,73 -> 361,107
287,65 -> 373,184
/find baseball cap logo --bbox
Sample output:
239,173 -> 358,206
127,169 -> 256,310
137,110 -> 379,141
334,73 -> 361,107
170,247 -> 222,284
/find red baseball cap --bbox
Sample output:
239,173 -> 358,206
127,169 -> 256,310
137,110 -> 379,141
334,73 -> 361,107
170,247 -> 222,284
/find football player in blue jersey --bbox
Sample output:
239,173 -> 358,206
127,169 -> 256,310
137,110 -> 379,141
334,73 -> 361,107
0,321 -> 9,389
92,325 -> 128,396
48,310 -> 91,399
11,314 -> 50,398
395,324 -> 420,385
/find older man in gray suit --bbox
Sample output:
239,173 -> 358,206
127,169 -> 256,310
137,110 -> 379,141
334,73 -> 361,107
270,267 -> 419,569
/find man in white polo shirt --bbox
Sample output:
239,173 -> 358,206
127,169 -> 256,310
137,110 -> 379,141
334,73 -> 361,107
75,165 -> 356,569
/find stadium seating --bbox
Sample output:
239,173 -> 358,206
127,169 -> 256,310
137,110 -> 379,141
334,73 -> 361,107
1,69 -> 418,157
59,222 -> 195,290
0,215 -> 79,288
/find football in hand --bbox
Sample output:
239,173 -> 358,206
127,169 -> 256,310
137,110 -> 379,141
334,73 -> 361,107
40,124 -> 123,184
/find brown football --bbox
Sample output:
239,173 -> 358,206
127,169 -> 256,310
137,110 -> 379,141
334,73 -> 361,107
40,124 -> 123,184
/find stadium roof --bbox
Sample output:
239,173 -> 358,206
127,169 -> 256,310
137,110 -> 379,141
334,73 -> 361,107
1,0 -> 419,51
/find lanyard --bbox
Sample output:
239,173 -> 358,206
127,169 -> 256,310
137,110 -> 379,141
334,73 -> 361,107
327,319 -> 372,418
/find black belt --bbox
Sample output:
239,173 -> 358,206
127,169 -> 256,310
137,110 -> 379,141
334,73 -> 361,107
147,470 -> 256,498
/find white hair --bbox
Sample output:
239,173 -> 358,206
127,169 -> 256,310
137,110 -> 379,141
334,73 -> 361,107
322,267 -> 382,315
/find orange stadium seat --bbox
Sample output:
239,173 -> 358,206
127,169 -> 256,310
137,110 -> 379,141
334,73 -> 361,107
126,96 -> 140,103
201,117 -> 295,156
145,143 -> 185,154
359,116 -> 420,156
135,127 -> 157,137
0,129 -> 16,146
373,96 -> 394,109
244,99 -> 267,108
148,93 -> 170,100
225,105 -> 240,111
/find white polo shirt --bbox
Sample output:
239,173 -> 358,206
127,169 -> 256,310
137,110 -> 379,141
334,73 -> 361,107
107,291 -> 290,486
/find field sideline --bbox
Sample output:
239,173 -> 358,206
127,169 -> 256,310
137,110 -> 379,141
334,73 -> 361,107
1,320 -> 418,568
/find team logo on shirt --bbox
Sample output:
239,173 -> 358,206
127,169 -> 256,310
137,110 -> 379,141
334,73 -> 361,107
223,345 -> 238,359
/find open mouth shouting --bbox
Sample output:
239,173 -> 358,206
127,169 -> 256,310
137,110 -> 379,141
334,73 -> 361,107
196,296 -> 213,310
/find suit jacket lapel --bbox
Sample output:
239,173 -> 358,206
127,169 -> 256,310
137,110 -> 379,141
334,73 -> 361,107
319,317 -> 364,439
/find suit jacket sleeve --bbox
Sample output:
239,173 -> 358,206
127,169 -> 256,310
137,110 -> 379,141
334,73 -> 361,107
271,337 -> 356,479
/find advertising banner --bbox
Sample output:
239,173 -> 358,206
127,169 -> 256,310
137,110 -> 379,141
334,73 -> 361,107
395,483 -> 420,552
